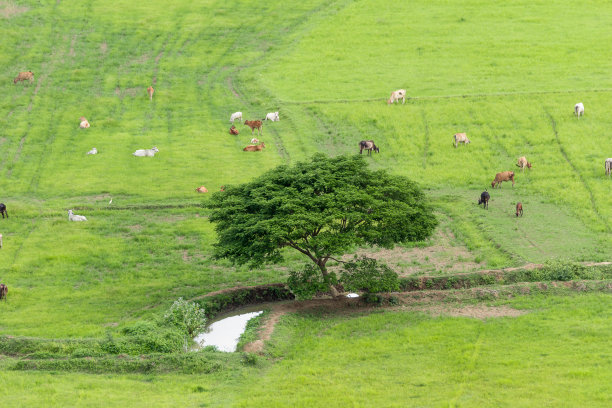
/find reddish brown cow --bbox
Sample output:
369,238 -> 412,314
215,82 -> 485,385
516,156 -> 532,172
0,284 -> 7,301
14,71 -> 34,84
244,120 -> 263,135
229,125 -> 239,135
195,186 -> 208,193
491,171 -> 515,188
243,142 -> 265,152
516,202 -> 523,217
147,86 -> 154,101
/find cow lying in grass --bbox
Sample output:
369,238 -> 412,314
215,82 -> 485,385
133,147 -> 159,157
243,142 -> 265,151
491,171 -> 515,188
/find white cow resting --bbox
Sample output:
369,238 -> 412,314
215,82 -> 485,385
264,111 -> 279,121
133,147 -> 159,157
86,147 -> 98,155
230,112 -> 242,123
68,209 -> 87,222
575,102 -> 584,117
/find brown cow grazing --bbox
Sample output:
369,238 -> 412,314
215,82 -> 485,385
0,284 -> 7,301
147,86 -> 154,101
243,142 -> 265,151
14,71 -> 34,84
453,133 -> 471,148
229,125 -> 239,135
244,120 -> 263,135
516,156 -> 532,172
516,202 -> 523,217
491,171 -> 515,188
359,140 -> 379,155
195,186 -> 208,193
0,203 -> 7,219
478,191 -> 490,209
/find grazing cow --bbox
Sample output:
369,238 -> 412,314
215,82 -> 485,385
68,209 -> 87,222
605,158 -> 612,176
132,147 -> 159,157
244,120 -> 263,135
0,284 -> 7,301
250,138 -> 259,144
516,202 -> 523,217
0,203 -> 7,219
195,186 -> 208,193
147,86 -> 154,101
359,140 -> 379,155
229,125 -> 239,135
230,112 -> 242,123
574,102 -> 584,117
453,133 -> 470,148
79,117 -> 90,129
516,156 -> 532,172
387,89 -> 406,104
491,171 -> 515,188
478,191 -> 490,209
243,142 -> 265,152
86,147 -> 98,155
264,111 -> 279,121
14,71 -> 34,84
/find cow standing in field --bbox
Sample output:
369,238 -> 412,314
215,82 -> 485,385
0,203 -> 7,219
453,133 -> 470,148
147,86 -> 154,101
516,156 -> 532,172
387,89 -> 406,104
0,284 -> 7,301
478,191 -> 490,209
359,140 -> 379,155
605,158 -> 612,176
244,120 -> 263,135
230,112 -> 242,123
243,142 -> 265,152
574,102 -> 584,117
491,171 -> 515,188
516,202 -> 523,217
264,112 -> 279,121
14,71 -> 34,84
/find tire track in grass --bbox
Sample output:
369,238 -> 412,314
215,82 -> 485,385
448,327 -> 484,406
546,111 -> 610,233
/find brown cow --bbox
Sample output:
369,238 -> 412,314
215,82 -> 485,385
147,86 -> 154,101
14,71 -> 34,84
453,133 -> 470,148
491,171 -> 515,188
229,125 -> 239,135
244,120 -> 263,135
243,142 -> 265,152
516,156 -> 532,172
0,284 -> 7,301
516,202 -> 523,217
359,140 -> 379,155
79,116 -> 90,129
195,186 -> 208,193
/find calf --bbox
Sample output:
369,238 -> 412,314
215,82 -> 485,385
229,125 -> 239,135
147,86 -> 154,101
0,203 -> 7,219
264,111 -> 279,121
516,156 -> 532,172
14,71 -> 34,84
79,117 -> 90,128
478,191 -> 490,209
574,102 -> 584,117
387,89 -> 406,104
243,142 -> 265,152
516,202 -> 523,217
0,284 -> 7,301
491,171 -> 515,188
605,158 -> 612,176
359,140 -> 379,155
453,133 -> 470,148
244,120 -> 263,135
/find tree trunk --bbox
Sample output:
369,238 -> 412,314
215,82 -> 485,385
317,260 -> 340,298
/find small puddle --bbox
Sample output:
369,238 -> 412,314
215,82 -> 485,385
194,310 -> 263,352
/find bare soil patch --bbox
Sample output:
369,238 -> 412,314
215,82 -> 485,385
0,1 -> 28,18
409,304 -> 527,319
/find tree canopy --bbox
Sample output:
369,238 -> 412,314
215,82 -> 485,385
206,154 -> 437,295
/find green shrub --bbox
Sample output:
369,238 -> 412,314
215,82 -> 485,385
340,257 -> 399,294
287,264 -> 332,300
164,297 -> 207,337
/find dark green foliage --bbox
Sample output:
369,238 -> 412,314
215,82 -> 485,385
241,352 -> 259,366
198,284 -> 294,318
101,322 -> 184,355
206,154 -> 437,292
340,257 -> 399,293
287,264 -> 334,300
362,293 -> 384,305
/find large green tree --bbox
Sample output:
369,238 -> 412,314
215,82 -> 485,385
206,154 -> 437,296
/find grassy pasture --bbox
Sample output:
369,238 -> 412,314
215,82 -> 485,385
1,0 -> 612,405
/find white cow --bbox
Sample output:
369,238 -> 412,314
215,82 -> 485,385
86,147 -> 98,155
229,111 -> 242,123
387,89 -> 406,104
264,111 -> 279,121
605,158 -> 612,176
133,147 -> 159,157
453,133 -> 471,148
575,103 -> 584,117
68,209 -> 87,222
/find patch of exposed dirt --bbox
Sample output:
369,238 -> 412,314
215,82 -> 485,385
114,86 -> 141,100
127,225 -> 143,231
227,76 -> 240,99
0,1 -> 28,18
409,304 -> 527,319
345,228 -> 484,276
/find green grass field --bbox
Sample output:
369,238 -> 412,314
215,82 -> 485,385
1,0 -> 611,406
